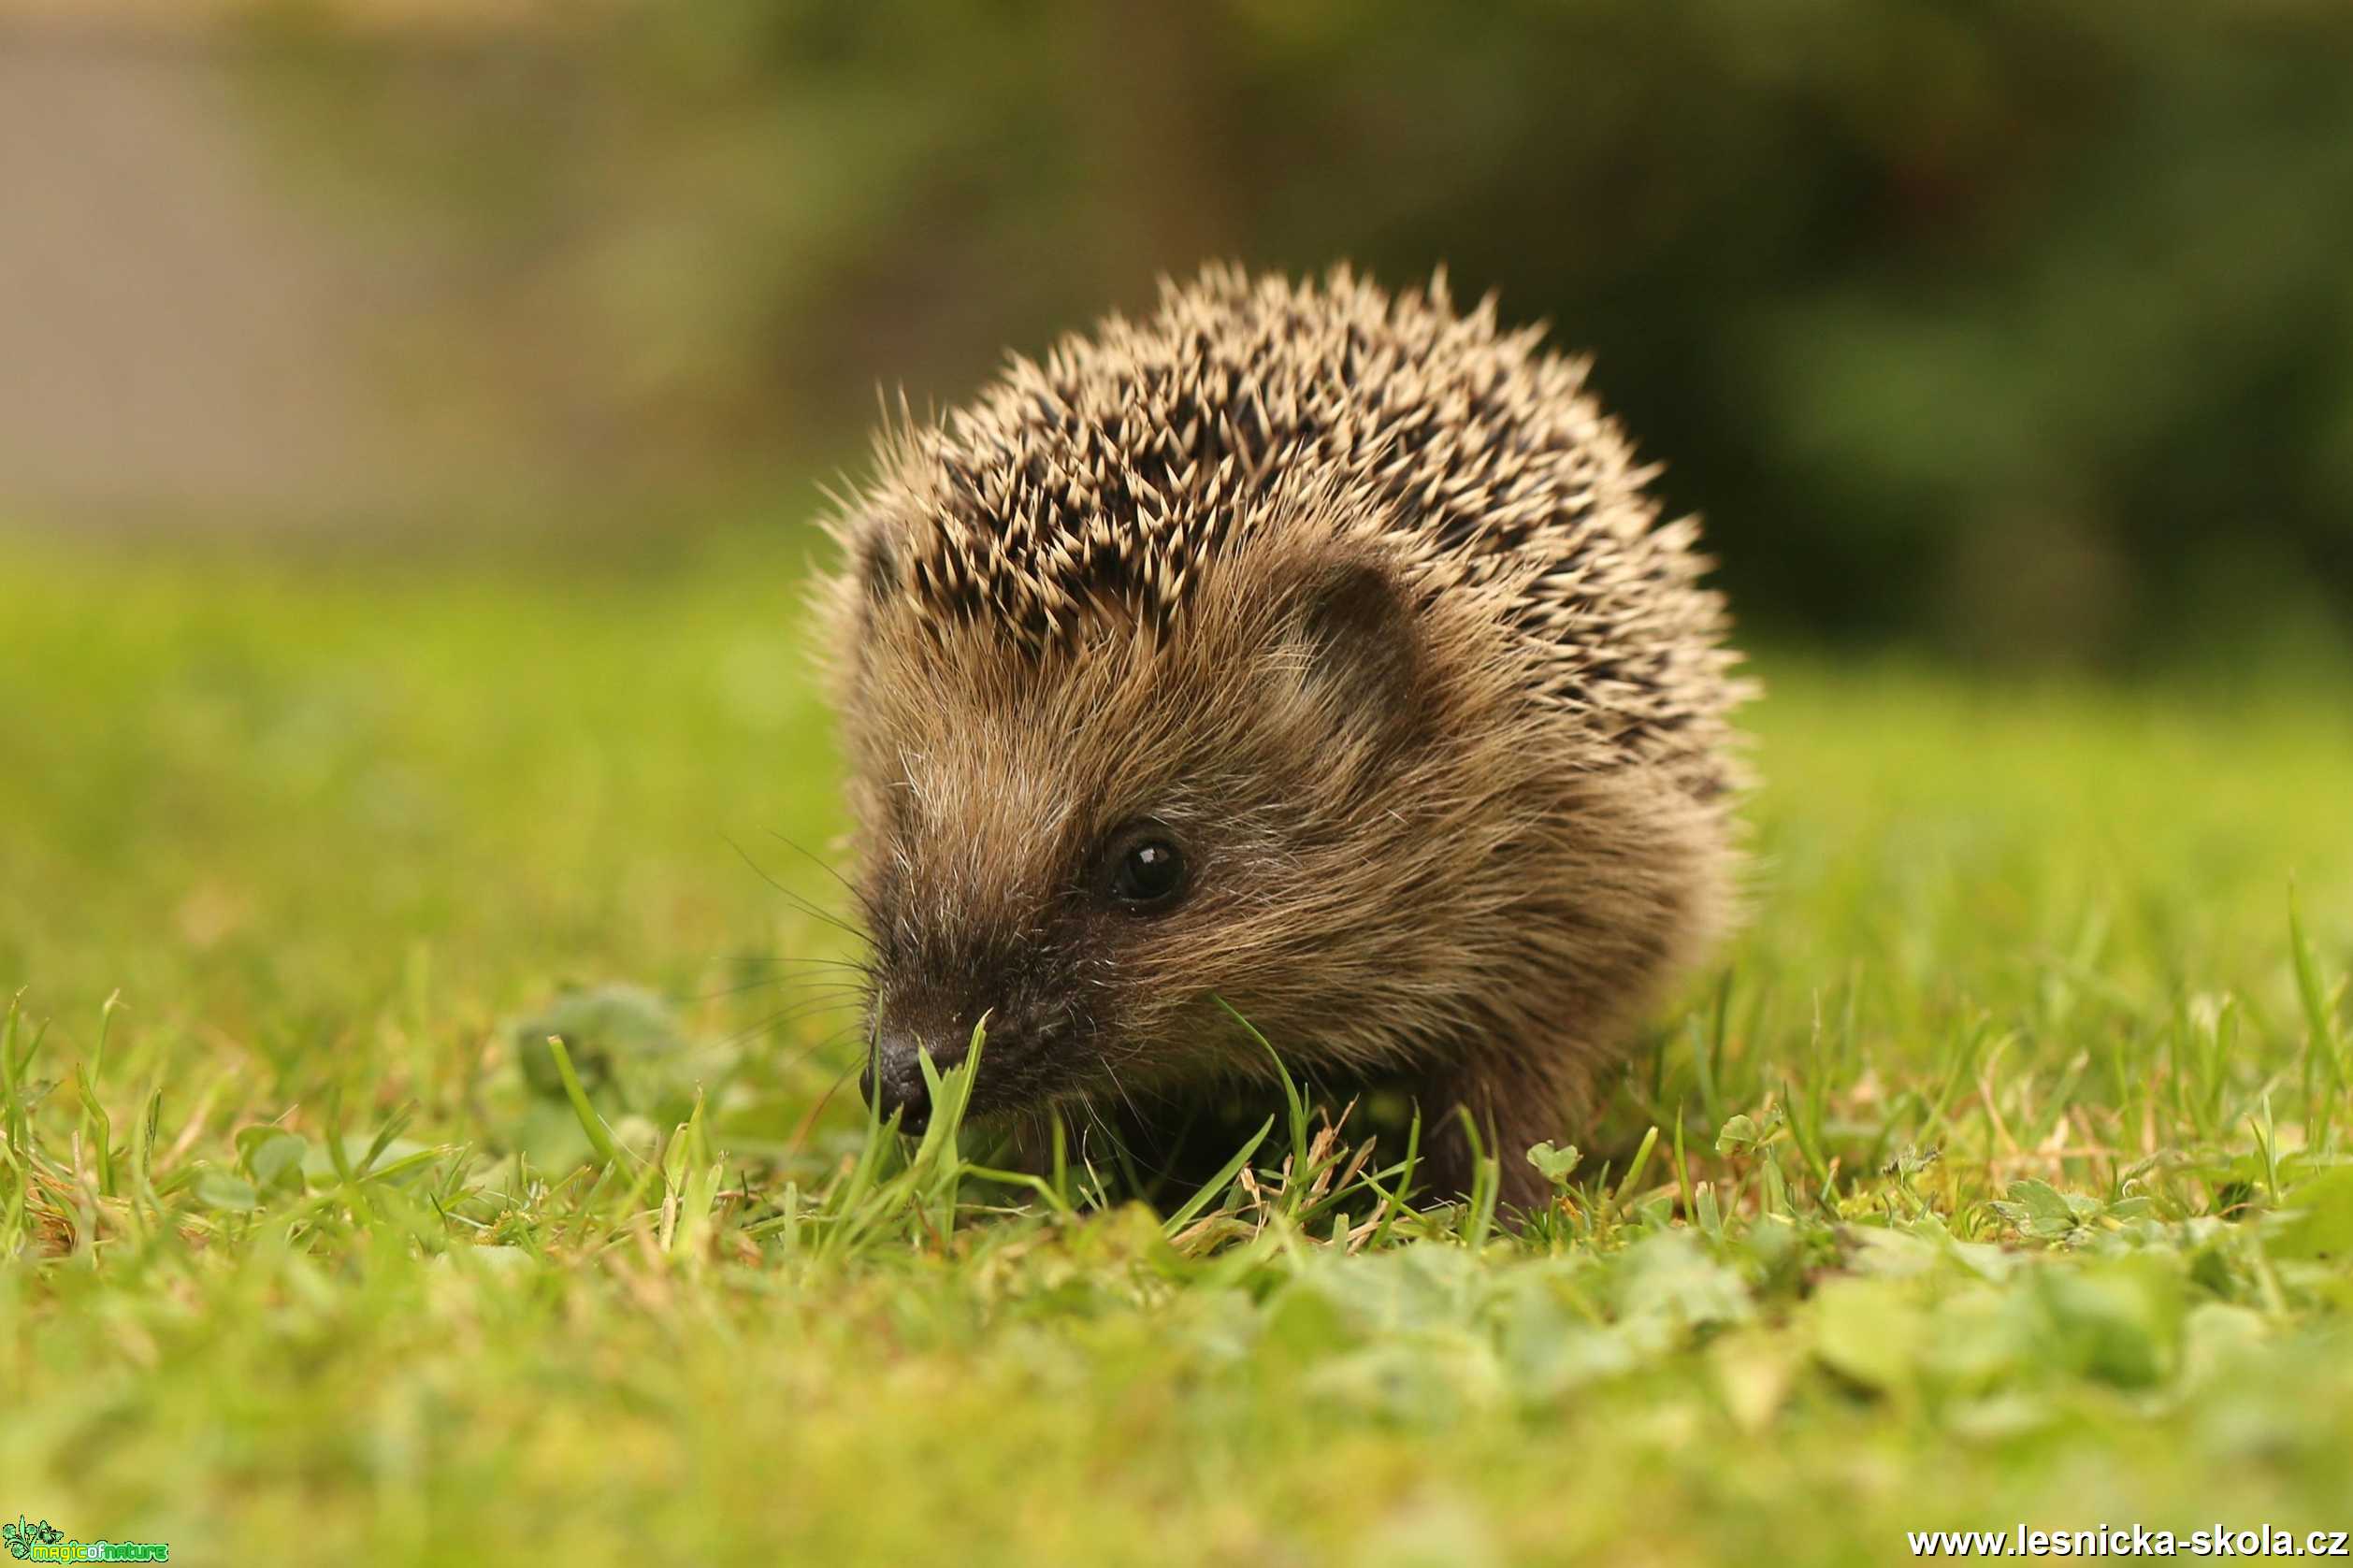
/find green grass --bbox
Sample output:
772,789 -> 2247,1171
3,532 -> 2351,1566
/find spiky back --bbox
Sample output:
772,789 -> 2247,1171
844,265 -> 1746,798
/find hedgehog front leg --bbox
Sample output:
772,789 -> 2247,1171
1407,1056 -> 1581,1213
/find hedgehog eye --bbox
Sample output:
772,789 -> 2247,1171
1104,821 -> 1188,912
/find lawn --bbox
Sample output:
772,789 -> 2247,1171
3,530 -> 2350,1566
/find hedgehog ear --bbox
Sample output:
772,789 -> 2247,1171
1278,557 -> 1423,731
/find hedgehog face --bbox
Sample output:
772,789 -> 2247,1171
839,540 -> 1453,1133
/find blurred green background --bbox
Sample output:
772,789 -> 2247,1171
7,15 -> 2353,1556
5,0 -> 2350,667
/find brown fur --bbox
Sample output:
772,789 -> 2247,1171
818,266 -> 1752,1209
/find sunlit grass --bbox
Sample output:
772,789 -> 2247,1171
2,532 -> 2350,1565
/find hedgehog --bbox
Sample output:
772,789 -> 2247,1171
818,265 -> 1750,1208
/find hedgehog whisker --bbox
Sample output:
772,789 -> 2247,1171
713,954 -> 872,974
1097,1054 -> 1147,1135
765,828 -> 882,925
773,1023 -> 869,1077
696,966 -> 872,1003
724,834 -> 868,942
724,996 -> 868,1049
787,1058 -> 867,1156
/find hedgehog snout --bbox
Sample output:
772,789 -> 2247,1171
861,990 -> 1076,1131
860,1026 -> 961,1135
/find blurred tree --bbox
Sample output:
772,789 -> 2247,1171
248,0 -> 2353,662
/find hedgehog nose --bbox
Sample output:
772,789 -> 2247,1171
860,1030 -> 963,1135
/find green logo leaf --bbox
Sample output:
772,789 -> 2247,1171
4,1518 -> 67,1560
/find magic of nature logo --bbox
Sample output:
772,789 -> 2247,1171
3,1518 -> 167,1563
